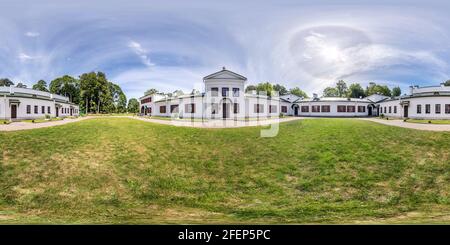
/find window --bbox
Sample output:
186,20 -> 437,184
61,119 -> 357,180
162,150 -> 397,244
170,105 -> 179,113
281,106 -> 288,113
417,104 -> 422,114
389,106 -> 391,113
337,105 -> 346,112
232,88 -> 239,97
321,105 -> 330,112
435,104 -> 441,114
347,106 -> 355,113
311,105 -> 320,113
394,106 -> 397,114
48,106 -> 51,114
159,106 -> 166,113
384,107 -> 386,113
425,104 -> 430,114
27,105 -> 31,114
301,106 -> 309,112
254,104 -> 264,113
141,97 -> 152,104
222,87 -> 229,97
34,105 -> 38,114
233,103 -> 239,114
211,103 -> 218,114
269,105 -> 277,113
41,106 -> 45,114
185,104 -> 195,113
445,104 -> 450,114
358,106 -> 365,113
211,87 -> 218,97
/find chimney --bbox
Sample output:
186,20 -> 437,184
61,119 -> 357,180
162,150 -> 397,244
409,85 -> 414,95
313,93 -> 318,99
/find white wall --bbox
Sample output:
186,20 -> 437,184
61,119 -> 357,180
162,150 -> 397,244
295,101 -> 370,117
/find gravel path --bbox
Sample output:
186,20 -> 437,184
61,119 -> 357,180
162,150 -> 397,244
0,117 -> 88,132
359,118 -> 450,131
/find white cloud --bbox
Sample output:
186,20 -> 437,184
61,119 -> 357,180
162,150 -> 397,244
25,31 -> 40,37
128,40 -> 154,67
18,52 -> 38,62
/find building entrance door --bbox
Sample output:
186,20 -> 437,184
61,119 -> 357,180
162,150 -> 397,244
11,104 -> 17,119
404,106 -> 409,118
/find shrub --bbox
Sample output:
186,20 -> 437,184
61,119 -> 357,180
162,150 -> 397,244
279,113 -> 285,118
380,114 -> 385,118
428,120 -> 431,124
45,114 -> 51,119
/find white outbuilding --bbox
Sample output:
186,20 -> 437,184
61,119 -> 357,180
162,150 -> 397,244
0,86 -> 80,121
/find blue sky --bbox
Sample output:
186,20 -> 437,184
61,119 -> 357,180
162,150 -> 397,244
1,0 -> 449,99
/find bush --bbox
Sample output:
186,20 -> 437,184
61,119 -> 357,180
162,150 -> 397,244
45,114 -> 51,119
380,114 -> 385,118
279,113 -> 285,118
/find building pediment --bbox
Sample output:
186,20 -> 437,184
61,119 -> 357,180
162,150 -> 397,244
203,67 -> 247,81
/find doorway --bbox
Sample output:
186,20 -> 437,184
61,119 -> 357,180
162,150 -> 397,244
11,104 -> 17,119
56,107 -> 59,117
70,108 -> 73,116
222,103 -> 229,119
403,105 -> 409,118
294,106 -> 299,116
368,106 -> 372,116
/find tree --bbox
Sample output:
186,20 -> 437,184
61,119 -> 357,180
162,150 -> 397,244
32,80 -> 49,92
107,82 -> 127,113
443,80 -> 450,86
144,88 -> 158,95
392,86 -> 401,97
256,82 -> 274,96
16,82 -> 27,88
127,98 -> 140,113
347,83 -> 365,98
323,87 -> 339,97
245,85 -> 257,93
365,82 -> 391,97
336,80 -> 348,97
289,87 -> 309,98
273,84 -> 288,95
50,75 -> 80,104
79,72 -> 110,114
0,78 -> 14,87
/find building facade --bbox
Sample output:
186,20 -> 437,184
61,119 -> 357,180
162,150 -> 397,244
139,68 -> 450,120
0,86 -> 80,121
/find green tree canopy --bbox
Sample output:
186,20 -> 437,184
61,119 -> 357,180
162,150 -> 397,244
79,72 -> 110,114
245,85 -> 257,93
0,78 -> 14,87
273,84 -> 288,95
336,80 -> 348,97
347,83 -> 366,98
365,82 -> 391,97
16,82 -> 27,88
127,98 -> 140,113
144,88 -> 158,95
289,87 -> 309,98
32,80 -> 49,92
50,75 -> 80,103
256,82 -> 274,96
443,80 -> 450,86
322,87 -> 339,97
392,86 -> 402,97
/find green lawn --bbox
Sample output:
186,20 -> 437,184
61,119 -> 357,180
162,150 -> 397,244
0,120 -> 11,125
0,118 -> 449,224
406,119 -> 450,124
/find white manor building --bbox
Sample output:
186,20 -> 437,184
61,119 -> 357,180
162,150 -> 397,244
139,68 -> 450,120
1,86 -> 80,121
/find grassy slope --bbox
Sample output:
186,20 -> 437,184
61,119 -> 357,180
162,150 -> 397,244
406,119 -> 450,124
0,118 -> 449,224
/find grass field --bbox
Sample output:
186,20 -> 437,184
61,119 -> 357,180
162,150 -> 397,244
0,118 -> 449,224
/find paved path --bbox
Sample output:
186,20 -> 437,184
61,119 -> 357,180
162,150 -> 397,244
359,118 -> 450,131
133,116 -> 302,128
0,117 -> 88,132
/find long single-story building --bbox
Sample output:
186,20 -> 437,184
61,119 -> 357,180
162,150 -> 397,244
139,68 -> 450,120
0,86 -> 80,121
